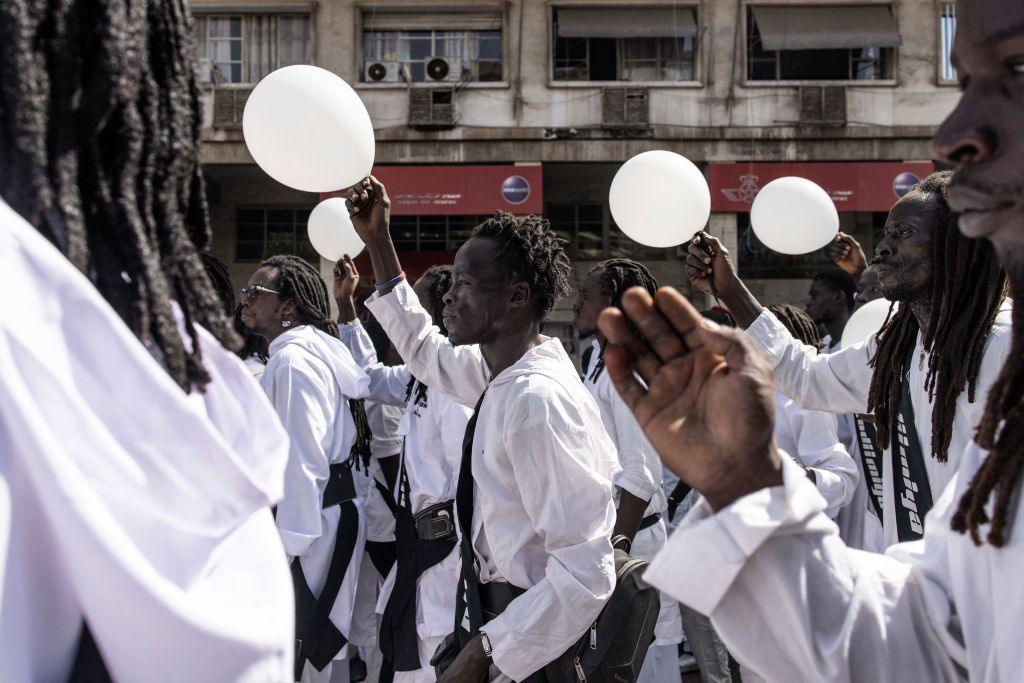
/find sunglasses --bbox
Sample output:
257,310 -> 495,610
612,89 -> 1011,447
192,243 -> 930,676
239,284 -> 281,304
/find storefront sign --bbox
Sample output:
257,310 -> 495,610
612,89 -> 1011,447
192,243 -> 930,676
321,164 -> 543,215
710,162 -> 936,212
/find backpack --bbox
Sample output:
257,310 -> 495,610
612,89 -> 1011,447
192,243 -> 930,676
547,541 -> 661,682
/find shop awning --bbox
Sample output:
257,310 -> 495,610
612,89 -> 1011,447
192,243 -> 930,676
752,5 -> 902,51
556,7 -> 698,39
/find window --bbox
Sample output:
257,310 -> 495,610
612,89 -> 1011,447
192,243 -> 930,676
235,208 -> 318,263
388,215 -> 489,251
746,5 -> 899,82
195,14 -> 311,84
552,6 -> 698,82
546,202 -> 671,260
939,2 -> 956,83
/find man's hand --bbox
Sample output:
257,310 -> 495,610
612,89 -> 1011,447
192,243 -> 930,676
346,176 -> 391,245
333,254 -> 360,303
436,635 -> 489,683
597,286 -> 783,511
686,233 -> 739,296
827,232 -> 868,278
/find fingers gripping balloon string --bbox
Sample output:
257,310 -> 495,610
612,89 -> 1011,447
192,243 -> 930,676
696,232 -> 723,308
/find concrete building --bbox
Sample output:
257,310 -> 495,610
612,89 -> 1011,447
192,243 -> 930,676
189,0 -> 959,352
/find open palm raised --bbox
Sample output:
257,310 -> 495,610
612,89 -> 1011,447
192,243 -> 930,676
597,287 -> 784,511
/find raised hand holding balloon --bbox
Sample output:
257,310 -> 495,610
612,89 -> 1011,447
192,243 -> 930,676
307,198 -> 365,261
750,177 -> 839,255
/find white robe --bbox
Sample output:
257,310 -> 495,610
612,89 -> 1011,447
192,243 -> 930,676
0,199 -> 293,681
367,281 -> 619,682
646,440 -> 1024,682
338,320 -> 473,644
774,391 -> 860,519
581,339 -> 684,652
746,307 -> 1012,548
261,324 -> 370,653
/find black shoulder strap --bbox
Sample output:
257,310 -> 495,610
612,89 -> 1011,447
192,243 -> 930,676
453,391 -> 487,647
890,345 -> 934,542
853,415 -> 885,520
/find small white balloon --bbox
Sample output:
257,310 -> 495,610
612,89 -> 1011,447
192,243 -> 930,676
750,177 -> 839,255
307,198 -> 365,261
243,65 -> 375,193
609,151 -> 711,248
840,298 -> 894,349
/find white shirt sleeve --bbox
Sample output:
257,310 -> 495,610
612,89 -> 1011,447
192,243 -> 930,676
366,281 -> 490,408
337,319 -> 413,407
484,385 -> 617,680
368,402 -> 405,460
780,401 -> 859,518
605,376 -> 661,506
645,456 -> 964,682
262,355 -> 334,558
747,309 -> 875,415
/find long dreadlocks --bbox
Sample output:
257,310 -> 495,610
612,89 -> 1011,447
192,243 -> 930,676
867,171 -> 1006,463
0,0 -> 235,392
768,304 -> 822,351
262,255 -> 373,467
953,296 -> 1024,547
588,258 -> 659,381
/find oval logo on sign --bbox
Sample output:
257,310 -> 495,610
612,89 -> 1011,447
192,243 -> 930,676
501,175 -> 531,205
893,172 -> 920,198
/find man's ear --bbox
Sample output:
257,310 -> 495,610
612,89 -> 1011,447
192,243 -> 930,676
278,298 -> 297,318
509,281 -> 531,310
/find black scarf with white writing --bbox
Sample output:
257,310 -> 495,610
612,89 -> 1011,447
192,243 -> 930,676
890,345 -> 934,542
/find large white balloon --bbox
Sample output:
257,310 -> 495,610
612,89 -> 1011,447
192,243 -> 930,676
750,177 -> 839,255
243,65 -> 375,193
609,151 -> 711,248
307,198 -> 365,260
840,298 -> 894,349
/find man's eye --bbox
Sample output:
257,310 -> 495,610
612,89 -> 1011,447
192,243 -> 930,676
1007,57 -> 1024,77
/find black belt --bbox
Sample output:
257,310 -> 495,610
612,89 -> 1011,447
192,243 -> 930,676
638,513 -> 661,532
292,463 -> 360,680
413,500 -> 457,541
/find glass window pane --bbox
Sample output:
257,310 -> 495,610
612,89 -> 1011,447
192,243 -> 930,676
229,39 -> 242,61
230,63 -> 242,83
237,209 -> 264,224
229,17 -> 242,37
390,216 -> 418,249
279,16 -> 310,66
237,223 -> 264,241
477,33 -> 502,60
236,241 -> 264,261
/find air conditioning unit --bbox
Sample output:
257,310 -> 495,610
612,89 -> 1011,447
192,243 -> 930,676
364,60 -> 401,83
602,88 -> 649,128
408,87 -> 455,129
799,86 -> 847,126
212,87 -> 252,128
425,56 -> 462,83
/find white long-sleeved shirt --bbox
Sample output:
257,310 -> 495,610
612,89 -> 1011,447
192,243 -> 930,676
339,320 -> 473,640
647,439 -> 1024,682
0,199 -> 293,681
774,391 -> 859,519
361,401 -> 403,543
581,339 -> 683,648
747,307 -> 1012,547
261,324 -> 370,639
367,282 -> 619,681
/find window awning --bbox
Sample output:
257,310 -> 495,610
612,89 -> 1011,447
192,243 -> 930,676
362,8 -> 502,31
556,7 -> 698,39
752,5 -> 902,51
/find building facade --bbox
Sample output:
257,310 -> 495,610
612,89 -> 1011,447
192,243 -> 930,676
189,0 -> 959,350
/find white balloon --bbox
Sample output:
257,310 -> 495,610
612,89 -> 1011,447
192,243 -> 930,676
243,65 -> 375,193
609,151 -> 711,248
307,198 -> 365,261
750,177 -> 839,255
840,298 -> 894,349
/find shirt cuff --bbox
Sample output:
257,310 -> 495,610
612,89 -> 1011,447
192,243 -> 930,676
615,472 -> 660,508
644,456 -> 825,616
744,309 -> 787,367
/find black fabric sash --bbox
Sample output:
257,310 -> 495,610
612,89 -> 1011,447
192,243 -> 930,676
853,416 -> 885,521
379,464 -> 458,671
292,498 -> 360,680
890,346 -> 934,542
454,392 -> 487,648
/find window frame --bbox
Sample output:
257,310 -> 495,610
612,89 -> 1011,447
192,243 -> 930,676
234,205 -> 319,264
354,5 -> 511,90
936,0 -> 957,86
192,4 -> 318,88
546,3 -> 704,88
740,1 -> 900,88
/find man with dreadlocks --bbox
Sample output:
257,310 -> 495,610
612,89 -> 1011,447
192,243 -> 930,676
572,258 -> 685,683
241,254 -> 372,682
593,3 -> 1024,679
687,170 -> 1012,549
0,0 -> 295,680
347,178 -> 618,683
334,258 -> 473,683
